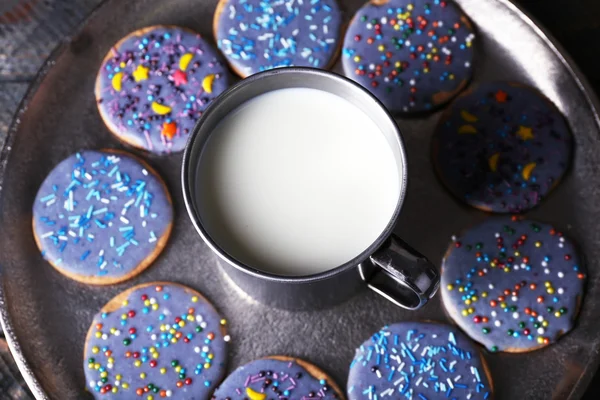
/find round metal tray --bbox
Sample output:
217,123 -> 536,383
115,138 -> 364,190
1,0 -> 599,398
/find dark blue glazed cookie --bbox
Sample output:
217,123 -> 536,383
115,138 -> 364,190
95,26 -> 230,154
214,0 -> 343,77
348,322 -> 492,400
212,356 -> 344,399
441,217 -> 586,353
342,0 -> 475,114
84,282 -> 230,398
32,150 -> 172,285
432,81 -> 573,213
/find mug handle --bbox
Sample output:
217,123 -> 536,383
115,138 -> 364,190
358,234 -> 440,310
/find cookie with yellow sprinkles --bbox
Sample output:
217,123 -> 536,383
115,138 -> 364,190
84,282 -> 230,398
441,216 -> 586,353
431,81 -> 573,213
211,356 -> 345,399
95,26 -> 230,154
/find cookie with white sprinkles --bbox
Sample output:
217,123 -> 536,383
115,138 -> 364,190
212,356 -> 344,399
95,26 -> 230,154
348,322 -> 493,400
342,0 -> 475,113
213,0 -> 343,77
32,150 -> 173,285
441,217 -> 586,352
84,282 -> 230,398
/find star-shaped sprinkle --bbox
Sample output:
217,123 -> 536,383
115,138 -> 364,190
172,69 -> 188,86
132,64 -> 149,82
516,126 -> 534,141
161,121 -> 177,139
495,90 -> 508,103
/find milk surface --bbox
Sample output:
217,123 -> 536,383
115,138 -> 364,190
198,87 -> 401,276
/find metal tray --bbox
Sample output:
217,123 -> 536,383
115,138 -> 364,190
1,0 -> 599,398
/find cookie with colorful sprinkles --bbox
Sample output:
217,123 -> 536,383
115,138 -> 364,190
432,82 -> 573,213
211,356 -> 344,399
213,0 -> 343,77
84,282 -> 230,398
32,150 -> 173,285
347,322 -> 493,400
95,26 -> 230,154
342,0 -> 476,114
441,216 -> 586,353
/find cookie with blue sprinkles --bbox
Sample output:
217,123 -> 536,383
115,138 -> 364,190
84,282 -> 230,398
347,322 -> 493,400
342,0 -> 476,114
32,150 -> 173,285
95,26 -> 230,154
213,0 -> 343,77
441,216 -> 586,353
432,81 -> 573,213
212,356 -> 344,399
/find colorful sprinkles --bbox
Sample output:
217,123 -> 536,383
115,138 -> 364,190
432,81 -> 573,213
342,0 -> 475,113
32,150 -> 172,283
215,0 -> 342,77
441,216 -> 586,352
212,357 -> 340,399
347,322 -> 492,400
96,26 -> 230,154
84,283 -> 230,398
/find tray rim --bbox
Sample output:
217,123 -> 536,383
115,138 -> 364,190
0,0 -> 599,398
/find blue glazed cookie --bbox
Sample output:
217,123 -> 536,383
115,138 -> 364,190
84,282 -> 230,398
348,322 -> 493,400
32,150 -> 173,285
342,0 -> 475,113
432,82 -> 573,213
214,0 -> 343,77
212,356 -> 344,399
95,26 -> 230,154
441,217 -> 586,353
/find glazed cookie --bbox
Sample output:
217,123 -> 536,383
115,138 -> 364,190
84,282 -> 230,398
441,217 -> 586,352
33,150 -> 172,285
342,0 -> 475,113
95,26 -> 230,154
214,0 -> 343,77
212,356 -> 344,399
432,82 -> 573,213
348,322 -> 493,400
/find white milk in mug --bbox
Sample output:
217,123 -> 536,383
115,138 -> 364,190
197,87 -> 401,276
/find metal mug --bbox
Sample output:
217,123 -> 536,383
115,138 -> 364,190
182,67 -> 439,310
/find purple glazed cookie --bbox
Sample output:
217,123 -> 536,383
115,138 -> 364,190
213,0 -> 343,78
432,82 -> 573,213
441,217 -> 586,353
95,26 -> 230,154
211,356 -> 344,399
32,150 -> 173,285
347,322 -> 493,400
84,282 -> 230,398
342,0 -> 475,114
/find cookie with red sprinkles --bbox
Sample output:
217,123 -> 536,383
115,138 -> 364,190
84,282 -> 230,398
441,216 -> 586,353
95,26 -> 230,154
341,0 -> 475,114
431,82 -> 573,213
